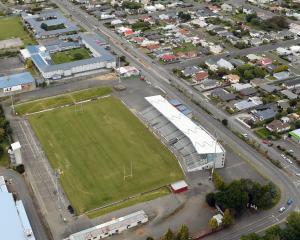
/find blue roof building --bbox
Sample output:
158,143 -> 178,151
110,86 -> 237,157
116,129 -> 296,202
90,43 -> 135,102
0,72 -> 35,96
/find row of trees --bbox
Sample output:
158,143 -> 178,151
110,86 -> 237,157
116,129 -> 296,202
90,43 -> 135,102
0,105 -> 11,160
206,173 -> 279,215
241,212 -> 300,240
146,225 -> 189,240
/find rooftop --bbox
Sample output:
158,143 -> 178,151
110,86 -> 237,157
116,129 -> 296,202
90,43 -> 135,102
0,176 -> 35,240
145,95 -> 223,154
0,72 -> 35,89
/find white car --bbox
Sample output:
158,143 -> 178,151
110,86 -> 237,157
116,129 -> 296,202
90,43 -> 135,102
295,173 -> 300,177
279,207 -> 286,213
286,158 -> 293,164
281,154 -> 286,159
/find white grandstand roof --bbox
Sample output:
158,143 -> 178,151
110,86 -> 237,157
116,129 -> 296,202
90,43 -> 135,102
145,95 -> 223,154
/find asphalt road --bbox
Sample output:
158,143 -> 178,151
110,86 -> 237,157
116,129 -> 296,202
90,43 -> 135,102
50,0 -> 300,238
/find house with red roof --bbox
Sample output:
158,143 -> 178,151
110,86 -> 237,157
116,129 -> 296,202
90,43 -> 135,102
160,54 -> 178,63
192,71 -> 209,83
259,58 -> 273,66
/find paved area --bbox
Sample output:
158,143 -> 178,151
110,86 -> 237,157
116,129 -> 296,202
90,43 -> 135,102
0,57 -> 26,75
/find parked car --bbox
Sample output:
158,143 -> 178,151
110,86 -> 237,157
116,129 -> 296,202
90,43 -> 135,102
287,199 -> 293,206
279,207 -> 286,213
286,158 -> 293,164
281,154 -> 286,159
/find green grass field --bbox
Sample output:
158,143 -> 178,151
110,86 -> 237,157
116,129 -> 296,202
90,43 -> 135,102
15,87 -> 112,115
29,97 -> 183,214
0,16 -> 36,45
51,48 -> 91,64
255,128 -> 271,139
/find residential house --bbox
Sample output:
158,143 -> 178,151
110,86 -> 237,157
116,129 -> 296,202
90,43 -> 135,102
198,79 -> 219,90
232,83 -> 252,91
259,58 -> 273,67
274,71 -> 290,80
282,78 -> 300,90
266,120 -> 291,133
223,74 -> 240,84
205,59 -> 218,71
160,54 -> 178,63
277,99 -> 290,111
192,71 -> 209,83
234,96 -> 263,111
217,58 -> 234,70
251,107 -> 277,122
181,66 -> 201,78
281,89 -> 298,100
240,87 -> 257,96
211,88 -> 236,101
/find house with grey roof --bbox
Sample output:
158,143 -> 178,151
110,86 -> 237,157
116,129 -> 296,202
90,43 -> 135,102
281,89 -> 298,100
211,88 -> 236,101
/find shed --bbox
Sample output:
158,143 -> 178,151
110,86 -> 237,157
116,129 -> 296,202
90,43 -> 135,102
171,180 -> 188,193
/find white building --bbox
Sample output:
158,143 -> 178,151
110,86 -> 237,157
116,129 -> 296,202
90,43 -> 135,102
64,211 -> 148,240
146,95 -> 225,171
0,176 -> 35,240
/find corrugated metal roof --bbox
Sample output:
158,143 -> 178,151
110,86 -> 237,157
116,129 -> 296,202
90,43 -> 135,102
0,72 -> 34,89
67,211 -> 147,240
145,95 -> 223,154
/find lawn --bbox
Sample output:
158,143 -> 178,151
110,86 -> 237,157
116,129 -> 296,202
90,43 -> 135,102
255,128 -> 271,139
51,48 -> 91,64
0,16 -> 36,45
173,42 -> 196,54
29,97 -> 183,214
15,86 -> 112,115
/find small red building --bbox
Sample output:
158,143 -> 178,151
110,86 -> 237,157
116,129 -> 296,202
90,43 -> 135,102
171,180 -> 188,193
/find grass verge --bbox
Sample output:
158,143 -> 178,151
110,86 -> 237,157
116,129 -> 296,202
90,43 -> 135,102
15,87 -> 112,115
87,187 -> 170,219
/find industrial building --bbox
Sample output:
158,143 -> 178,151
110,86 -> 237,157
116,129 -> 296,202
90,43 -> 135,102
143,95 -> 225,172
0,176 -> 35,240
0,72 -> 35,97
64,210 -> 148,240
20,33 -> 116,80
289,128 -> 300,143
21,10 -> 79,39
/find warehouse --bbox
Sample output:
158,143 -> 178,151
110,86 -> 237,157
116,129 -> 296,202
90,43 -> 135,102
0,72 -> 35,97
144,95 -> 225,172
64,210 -> 148,240
289,128 -> 300,143
0,176 -> 35,240
21,33 -> 116,80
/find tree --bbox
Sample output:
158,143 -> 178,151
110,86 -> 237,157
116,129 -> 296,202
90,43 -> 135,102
146,237 -> 154,240
209,217 -> 218,231
222,209 -> 234,227
206,192 -> 216,207
161,229 -> 175,240
215,180 -> 249,213
213,171 -> 225,190
178,11 -> 191,22
240,233 -> 262,240
176,225 -> 189,240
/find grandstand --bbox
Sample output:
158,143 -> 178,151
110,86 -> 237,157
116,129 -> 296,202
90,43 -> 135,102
144,95 -> 225,172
